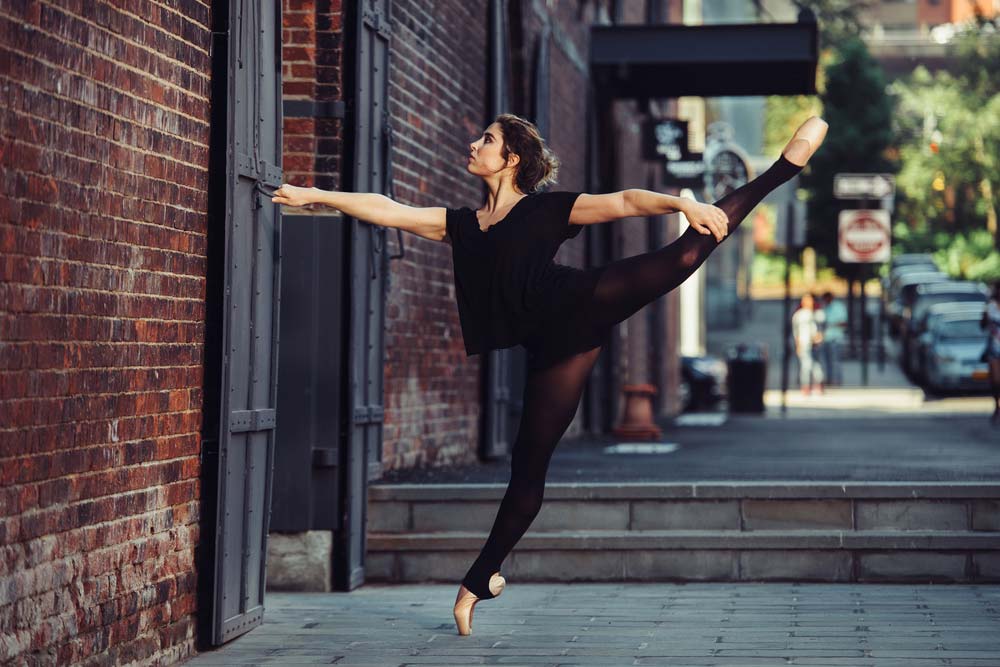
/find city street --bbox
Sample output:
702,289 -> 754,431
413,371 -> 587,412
182,297 -> 1000,666
376,299 -> 999,485
184,583 -> 1000,666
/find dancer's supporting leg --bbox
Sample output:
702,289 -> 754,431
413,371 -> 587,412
586,117 -> 826,330
459,345 -> 602,600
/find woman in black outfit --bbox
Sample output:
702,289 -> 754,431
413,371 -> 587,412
271,113 -> 828,636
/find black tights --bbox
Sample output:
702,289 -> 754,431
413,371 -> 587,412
461,154 -> 804,598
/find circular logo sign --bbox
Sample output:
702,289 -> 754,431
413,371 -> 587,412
839,212 -> 888,261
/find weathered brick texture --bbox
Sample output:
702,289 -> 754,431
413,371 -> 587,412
1,1 -> 210,663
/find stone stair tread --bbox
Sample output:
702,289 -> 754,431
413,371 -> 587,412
369,529 -> 995,550
370,481 -> 1000,501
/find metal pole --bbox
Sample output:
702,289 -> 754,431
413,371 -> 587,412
878,275 -> 886,372
781,201 -> 793,414
861,264 -> 869,386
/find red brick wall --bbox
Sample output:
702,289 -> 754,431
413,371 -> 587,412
379,1 -> 604,469
380,0 -> 490,469
277,0 -> 681,472
0,2 -> 210,663
281,0 -> 345,190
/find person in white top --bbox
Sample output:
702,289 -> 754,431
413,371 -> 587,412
792,293 -> 825,395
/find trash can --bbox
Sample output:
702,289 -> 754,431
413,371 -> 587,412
726,342 -> 768,413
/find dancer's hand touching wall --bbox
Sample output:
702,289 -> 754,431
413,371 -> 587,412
271,184 -> 318,207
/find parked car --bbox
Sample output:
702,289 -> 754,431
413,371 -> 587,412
908,301 -> 986,382
901,281 -> 988,374
889,253 -> 938,272
887,271 -> 948,337
680,355 -> 727,411
923,314 -> 991,393
883,255 -> 939,306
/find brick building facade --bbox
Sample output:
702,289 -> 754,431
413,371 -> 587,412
1,0 -> 690,662
1,1 -> 210,663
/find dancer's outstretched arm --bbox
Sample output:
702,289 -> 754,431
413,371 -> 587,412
569,190 -> 730,242
270,183 -> 447,242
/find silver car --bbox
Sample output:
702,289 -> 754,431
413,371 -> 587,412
923,313 -> 991,393
901,281 -> 988,374
909,302 -> 986,382
887,271 -> 948,337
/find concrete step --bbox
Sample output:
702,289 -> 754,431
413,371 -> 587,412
369,482 -> 1000,533
366,482 -> 1000,583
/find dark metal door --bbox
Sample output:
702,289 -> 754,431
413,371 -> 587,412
205,0 -> 283,645
271,212 -> 345,533
482,0 -> 520,460
334,0 -> 393,591
585,83 -> 616,432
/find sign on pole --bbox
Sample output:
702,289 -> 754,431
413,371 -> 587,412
834,173 -> 895,200
838,209 -> 891,263
642,118 -> 706,189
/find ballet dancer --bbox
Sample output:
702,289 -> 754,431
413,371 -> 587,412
270,112 -> 829,636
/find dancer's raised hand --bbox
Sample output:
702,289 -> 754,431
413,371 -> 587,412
271,183 -> 318,208
682,201 -> 729,242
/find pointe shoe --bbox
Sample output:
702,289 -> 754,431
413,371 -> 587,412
453,572 -> 505,636
781,116 -> 829,167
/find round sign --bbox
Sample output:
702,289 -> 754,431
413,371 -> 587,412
839,213 -> 888,261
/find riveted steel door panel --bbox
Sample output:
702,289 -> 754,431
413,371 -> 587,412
206,0 -> 283,645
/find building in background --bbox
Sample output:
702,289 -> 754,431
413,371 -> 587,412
0,0 -> 817,661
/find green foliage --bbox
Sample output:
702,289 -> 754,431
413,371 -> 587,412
891,19 -> 1000,242
892,223 -> 1000,282
751,0 -> 873,50
801,37 -> 896,275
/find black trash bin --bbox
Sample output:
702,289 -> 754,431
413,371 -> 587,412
726,342 -> 768,413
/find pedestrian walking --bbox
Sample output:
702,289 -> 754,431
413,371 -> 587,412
792,293 -> 825,394
271,113 -> 829,635
819,291 -> 846,385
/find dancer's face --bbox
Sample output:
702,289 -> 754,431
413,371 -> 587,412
467,122 -> 519,180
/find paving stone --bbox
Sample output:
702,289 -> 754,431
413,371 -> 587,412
631,500 -> 741,530
742,499 -> 852,530
971,499 -> 1000,530
180,583 -> 1000,666
856,500 -> 968,531
858,552 -> 968,580
624,549 -> 737,579
739,550 -> 852,580
972,551 -> 1000,580
265,531 -> 332,592
505,549 -> 625,581
368,500 -> 412,532
531,500 -> 630,531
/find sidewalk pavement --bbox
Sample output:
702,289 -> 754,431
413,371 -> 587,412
183,583 -> 1000,666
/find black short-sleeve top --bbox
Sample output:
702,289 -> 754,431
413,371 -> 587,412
446,190 -> 589,356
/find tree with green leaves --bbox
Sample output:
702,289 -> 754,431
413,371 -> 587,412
892,17 -> 1000,254
800,36 -> 896,276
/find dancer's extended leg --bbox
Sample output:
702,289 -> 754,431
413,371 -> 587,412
587,117 -> 826,329
460,345 -> 602,599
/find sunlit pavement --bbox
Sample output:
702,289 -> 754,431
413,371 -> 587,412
762,386 -> 994,417
183,300 -> 1000,666
183,584 -> 1000,666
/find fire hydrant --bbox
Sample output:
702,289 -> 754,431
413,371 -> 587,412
611,383 -> 662,440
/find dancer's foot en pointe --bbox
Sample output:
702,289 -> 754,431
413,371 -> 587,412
781,116 -> 828,167
453,571 -> 505,636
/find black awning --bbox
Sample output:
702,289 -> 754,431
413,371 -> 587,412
590,21 -> 818,98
